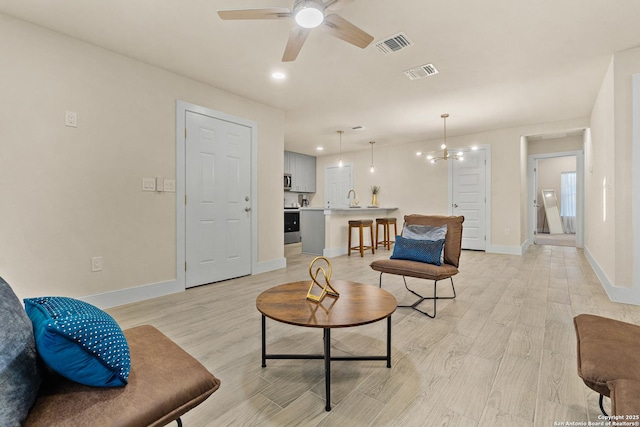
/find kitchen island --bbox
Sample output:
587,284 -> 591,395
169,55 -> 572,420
300,207 -> 398,257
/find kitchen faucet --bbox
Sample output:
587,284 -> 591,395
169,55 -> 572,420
347,189 -> 357,205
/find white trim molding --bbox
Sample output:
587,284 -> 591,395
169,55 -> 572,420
80,279 -> 182,310
585,247 -> 640,306
633,74 -> 640,296
176,100 -> 261,289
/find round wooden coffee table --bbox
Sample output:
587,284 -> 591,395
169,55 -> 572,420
256,280 -> 397,411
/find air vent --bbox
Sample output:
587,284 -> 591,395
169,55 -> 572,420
404,63 -> 439,80
375,32 -> 413,55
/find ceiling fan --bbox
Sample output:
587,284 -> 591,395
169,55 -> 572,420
217,0 -> 374,62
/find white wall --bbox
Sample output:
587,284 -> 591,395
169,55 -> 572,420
0,14 -> 285,303
586,46 -> 640,302
528,135 -> 584,155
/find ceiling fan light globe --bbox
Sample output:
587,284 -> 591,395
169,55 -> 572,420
294,1 -> 324,28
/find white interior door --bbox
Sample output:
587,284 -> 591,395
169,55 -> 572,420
185,111 -> 251,288
324,165 -> 352,208
452,149 -> 486,250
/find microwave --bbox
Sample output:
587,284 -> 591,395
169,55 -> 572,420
284,173 -> 292,191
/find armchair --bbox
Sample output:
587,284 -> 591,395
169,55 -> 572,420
370,214 -> 464,318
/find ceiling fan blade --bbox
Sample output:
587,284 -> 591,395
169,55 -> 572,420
217,8 -> 291,20
282,26 -> 311,62
322,0 -> 354,11
321,14 -> 373,49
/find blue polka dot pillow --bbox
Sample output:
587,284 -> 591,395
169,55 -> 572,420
23,297 -> 130,387
391,235 -> 446,266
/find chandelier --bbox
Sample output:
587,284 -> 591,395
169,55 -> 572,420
417,114 -> 471,164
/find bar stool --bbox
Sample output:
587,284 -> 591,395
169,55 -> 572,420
376,217 -> 398,250
348,220 -> 375,257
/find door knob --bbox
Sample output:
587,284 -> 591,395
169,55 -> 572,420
245,207 -> 251,212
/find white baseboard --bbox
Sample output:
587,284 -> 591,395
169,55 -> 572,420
324,247 -> 348,258
254,257 -> 286,274
80,279 -> 183,310
584,246 -> 640,306
82,258 -> 287,310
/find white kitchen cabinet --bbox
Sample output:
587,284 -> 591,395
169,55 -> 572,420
285,151 -> 316,193
283,151 -> 291,174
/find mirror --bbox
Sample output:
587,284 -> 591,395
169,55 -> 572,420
541,189 -> 563,234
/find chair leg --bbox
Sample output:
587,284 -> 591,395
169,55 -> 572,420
176,418 -> 183,427
369,224 -> 375,254
599,394 -> 608,417
385,275 -> 456,318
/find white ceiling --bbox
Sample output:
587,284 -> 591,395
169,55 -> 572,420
1,0 -> 639,155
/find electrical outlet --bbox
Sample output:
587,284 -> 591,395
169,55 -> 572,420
91,256 -> 103,272
142,178 -> 156,191
65,111 -> 78,127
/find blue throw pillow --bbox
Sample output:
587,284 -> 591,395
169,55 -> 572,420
391,235 -> 445,265
402,224 -> 447,263
24,296 -> 130,387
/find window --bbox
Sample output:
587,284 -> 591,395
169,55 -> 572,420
560,171 -> 576,233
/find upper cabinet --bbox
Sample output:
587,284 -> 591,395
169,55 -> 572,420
284,151 -> 291,175
284,151 -> 316,193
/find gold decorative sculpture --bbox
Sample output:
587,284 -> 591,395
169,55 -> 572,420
306,256 -> 340,302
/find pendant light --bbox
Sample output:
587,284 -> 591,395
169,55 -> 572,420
369,141 -> 375,173
416,114 -> 465,164
337,130 -> 344,168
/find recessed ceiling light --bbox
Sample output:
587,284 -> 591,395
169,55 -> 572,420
272,72 -> 286,80
317,146 -> 324,151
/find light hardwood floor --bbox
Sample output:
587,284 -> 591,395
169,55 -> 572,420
107,244 -> 640,426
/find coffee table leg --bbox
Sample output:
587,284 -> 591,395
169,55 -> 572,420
324,328 -> 331,411
261,314 -> 266,368
387,316 -> 392,368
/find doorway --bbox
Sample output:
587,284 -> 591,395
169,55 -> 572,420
176,101 -> 257,289
528,150 -> 584,248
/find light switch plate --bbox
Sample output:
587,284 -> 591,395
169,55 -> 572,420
163,179 -> 176,192
142,178 -> 156,191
